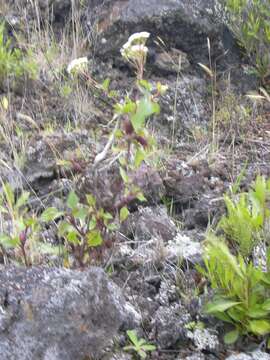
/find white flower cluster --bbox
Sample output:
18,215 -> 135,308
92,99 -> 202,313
120,32 -> 150,60
67,56 -> 88,75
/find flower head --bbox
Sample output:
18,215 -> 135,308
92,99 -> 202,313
67,56 -> 88,75
128,32 -> 150,44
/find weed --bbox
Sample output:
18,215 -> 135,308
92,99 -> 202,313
124,330 -> 156,359
218,175 -> 270,257
198,235 -> 270,346
0,183 -> 58,266
0,22 -> 37,85
223,0 -> 270,85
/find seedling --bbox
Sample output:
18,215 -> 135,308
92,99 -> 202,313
124,330 -> 156,359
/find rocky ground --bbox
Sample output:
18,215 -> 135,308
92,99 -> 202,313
0,0 -> 270,359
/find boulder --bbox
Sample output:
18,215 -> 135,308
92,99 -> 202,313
0,266 -> 139,360
86,0 -> 238,69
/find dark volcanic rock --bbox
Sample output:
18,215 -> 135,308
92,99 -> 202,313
0,266 -> 139,360
86,0 -> 238,69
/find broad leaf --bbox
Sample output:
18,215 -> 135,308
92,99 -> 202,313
87,230 -> 103,247
205,300 -> 241,313
224,329 -> 239,344
120,206 -> 129,222
67,191 -> 79,210
249,319 -> 270,335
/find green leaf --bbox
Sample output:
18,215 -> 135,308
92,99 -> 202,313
131,97 -> 160,132
0,234 -> 18,248
58,221 -> 72,236
38,243 -> 65,255
120,167 -> 129,184
205,300 -> 241,313
2,182 -> 14,208
249,319 -> 270,335
87,230 -> 103,247
88,218 -> 97,231
138,350 -> 147,359
101,78 -> 110,91
15,191 -> 30,209
41,207 -> 63,222
66,231 -> 79,244
67,191 -> 79,210
224,329 -> 239,344
262,299 -> 270,311
120,206 -> 129,222
141,344 -> 156,351
86,194 -> 96,207
126,330 -> 139,346
134,148 -> 145,168
136,192 -> 147,202
247,306 -> 269,318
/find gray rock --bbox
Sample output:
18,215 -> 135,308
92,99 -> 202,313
186,328 -> 219,352
184,353 -> 205,360
0,266 -> 140,360
226,351 -> 270,360
150,303 -> 191,348
121,206 -> 177,243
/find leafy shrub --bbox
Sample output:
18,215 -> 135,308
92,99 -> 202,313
199,236 -> 270,345
218,175 -> 270,257
223,0 -> 270,84
0,22 -> 37,84
42,191 -> 120,267
199,176 -> 270,345
0,183 -> 41,265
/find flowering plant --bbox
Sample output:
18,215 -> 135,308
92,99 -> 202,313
120,32 -> 150,80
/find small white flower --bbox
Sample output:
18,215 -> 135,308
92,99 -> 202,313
129,44 -> 148,55
67,56 -> 88,74
120,32 -> 150,59
128,32 -> 150,44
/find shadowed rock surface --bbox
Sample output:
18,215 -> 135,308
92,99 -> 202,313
0,266 -> 139,360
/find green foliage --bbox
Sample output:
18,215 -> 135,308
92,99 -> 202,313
42,191 -> 120,267
124,330 -> 156,359
0,22 -> 37,83
0,183 -> 40,265
218,175 -> 270,257
223,0 -> 270,83
198,236 -> 270,344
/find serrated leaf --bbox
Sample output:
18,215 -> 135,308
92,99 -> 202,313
87,230 -> 103,247
120,206 -> 129,222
